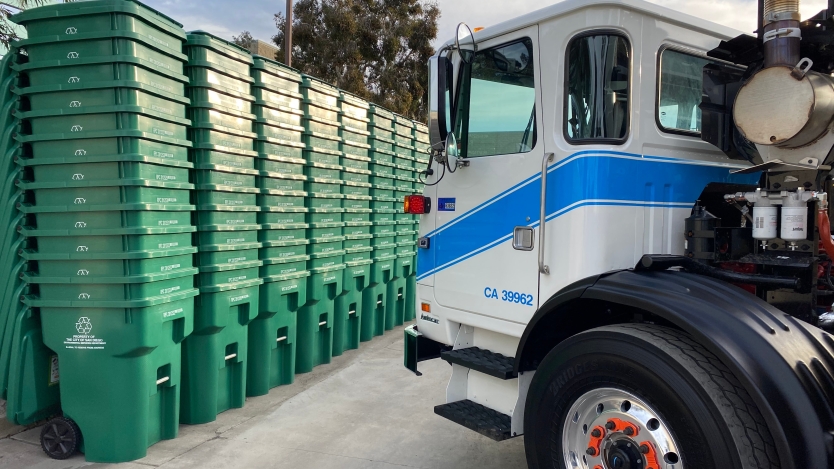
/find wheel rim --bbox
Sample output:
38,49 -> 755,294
561,387 -> 682,469
42,422 -> 72,456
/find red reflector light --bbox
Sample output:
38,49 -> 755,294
404,195 -> 431,214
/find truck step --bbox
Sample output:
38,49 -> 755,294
434,399 -> 513,441
440,346 -> 517,379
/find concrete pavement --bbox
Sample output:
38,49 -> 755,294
0,324 -> 527,469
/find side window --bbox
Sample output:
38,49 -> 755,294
565,33 -> 630,142
657,49 -> 711,135
455,38 -> 536,158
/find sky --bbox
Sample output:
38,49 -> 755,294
141,0 -> 830,48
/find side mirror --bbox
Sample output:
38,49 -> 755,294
445,132 -> 459,165
428,55 -> 452,152
456,23 -> 476,64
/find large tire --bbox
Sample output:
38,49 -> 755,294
524,324 -> 779,469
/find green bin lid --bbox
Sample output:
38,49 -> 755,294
301,75 -> 340,97
11,0 -> 186,38
186,30 -> 253,63
252,55 -> 301,82
339,90 -> 370,109
369,104 -> 394,118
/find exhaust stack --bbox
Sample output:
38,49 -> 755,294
762,0 -> 801,67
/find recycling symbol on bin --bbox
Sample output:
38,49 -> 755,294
70,125 -> 83,132
71,174 -> 84,180
67,77 -> 80,83
75,317 -> 92,334
74,222 -> 87,228
73,198 -> 86,204
65,27 -> 77,35
66,52 -> 79,59
77,293 -> 90,300
69,101 -> 81,108
74,149 -> 86,156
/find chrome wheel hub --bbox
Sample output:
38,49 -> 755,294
561,388 -> 682,469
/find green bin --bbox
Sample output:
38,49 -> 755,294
369,104 -> 394,130
187,86 -> 252,115
189,107 -> 255,134
341,115 -> 368,133
25,161 -> 190,187
296,263 -> 343,373
21,133 -> 190,165
360,252 -> 395,341
17,60 -> 188,97
192,148 -> 256,172
251,56 -> 301,94
385,276 -> 407,330
20,35 -> 186,75
181,280 -> 261,424
256,140 -> 305,161
333,259 -> 370,356
34,232 -> 193,256
35,294 -> 195,462
399,253 -> 417,322
254,104 -> 302,129
29,184 -> 190,210
20,87 -> 188,119
11,0 -> 187,56
247,271 -> 307,396
185,31 -> 253,80
23,208 -> 194,235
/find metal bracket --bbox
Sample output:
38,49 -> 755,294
790,57 -> 814,80
763,27 -> 801,44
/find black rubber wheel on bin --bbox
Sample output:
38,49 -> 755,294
40,416 -> 81,460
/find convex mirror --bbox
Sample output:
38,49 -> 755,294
456,23 -> 476,64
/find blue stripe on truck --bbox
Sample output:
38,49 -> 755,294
416,150 -> 758,280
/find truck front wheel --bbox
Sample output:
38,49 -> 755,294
523,324 -> 779,469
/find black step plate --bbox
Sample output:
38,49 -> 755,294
440,346 -> 516,379
434,399 -> 513,441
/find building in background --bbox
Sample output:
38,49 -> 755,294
244,39 -> 279,60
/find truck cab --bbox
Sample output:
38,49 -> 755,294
406,0 -> 834,468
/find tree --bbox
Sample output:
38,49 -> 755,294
258,0 -> 439,121
232,31 -> 255,52
1,0 -> 75,51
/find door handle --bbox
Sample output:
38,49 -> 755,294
539,153 -> 554,275
513,226 -> 534,251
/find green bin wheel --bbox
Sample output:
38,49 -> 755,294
40,416 -> 82,460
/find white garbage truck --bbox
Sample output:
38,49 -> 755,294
403,0 -> 834,467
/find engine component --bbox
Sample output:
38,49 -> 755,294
781,190 -> 809,244
685,203 -> 718,262
753,198 -> 778,240
733,65 -> 834,149
762,0 -> 801,67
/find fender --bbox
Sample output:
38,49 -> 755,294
515,269 -> 834,469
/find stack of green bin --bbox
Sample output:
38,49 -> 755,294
386,113 -> 416,330
335,91 -> 373,356
183,31 -> 261,425
0,49 -> 60,431
248,55 -> 308,396
362,104 -> 397,341
298,76 -> 344,373
11,1 -> 198,462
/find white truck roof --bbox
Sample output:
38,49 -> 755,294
450,0 -> 749,46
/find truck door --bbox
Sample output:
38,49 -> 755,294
427,25 -> 544,324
